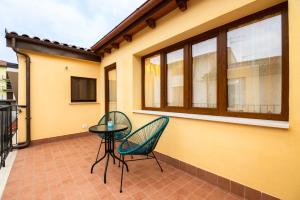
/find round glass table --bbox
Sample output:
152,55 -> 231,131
89,124 -> 129,183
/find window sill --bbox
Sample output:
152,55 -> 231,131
69,102 -> 100,105
132,110 -> 289,129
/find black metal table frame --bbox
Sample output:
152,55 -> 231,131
90,130 -> 129,184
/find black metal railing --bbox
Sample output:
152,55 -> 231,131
192,103 -> 281,114
0,105 -> 18,170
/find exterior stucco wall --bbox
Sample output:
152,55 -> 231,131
98,0 -> 299,199
17,52 -> 101,142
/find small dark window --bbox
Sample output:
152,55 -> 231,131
71,76 -> 96,102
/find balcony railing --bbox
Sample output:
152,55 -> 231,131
228,104 -> 281,114
0,105 -> 18,170
2,88 -> 13,92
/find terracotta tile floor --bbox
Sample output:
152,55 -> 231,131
2,135 -> 242,200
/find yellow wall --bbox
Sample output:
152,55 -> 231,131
17,52 -> 101,142
16,0 -> 300,199
98,0 -> 300,199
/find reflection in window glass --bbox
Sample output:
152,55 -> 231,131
227,14 -> 282,114
108,69 -> 117,111
144,55 -> 160,107
167,49 -> 184,107
71,77 -> 96,102
192,38 -> 217,108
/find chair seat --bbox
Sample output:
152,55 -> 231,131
115,132 -> 125,140
118,141 -> 148,155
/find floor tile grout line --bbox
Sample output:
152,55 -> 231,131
1,135 -> 243,200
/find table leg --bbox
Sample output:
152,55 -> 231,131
109,135 -> 129,172
91,138 -> 108,174
104,133 -> 113,184
91,131 -> 129,184
110,152 -> 129,172
110,135 -> 116,164
104,152 -> 110,183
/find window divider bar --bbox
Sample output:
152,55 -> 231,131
281,6 -> 289,121
141,58 -> 145,109
184,43 -> 192,109
217,29 -> 228,115
160,52 -> 167,109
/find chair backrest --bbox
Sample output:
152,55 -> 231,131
128,116 -> 169,154
98,111 -> 132,138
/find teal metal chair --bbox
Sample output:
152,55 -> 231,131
94,111 -> 132,165
117,116 -> 169,192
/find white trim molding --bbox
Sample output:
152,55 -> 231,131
0,150 -> 17,199
132,110 -> 289,129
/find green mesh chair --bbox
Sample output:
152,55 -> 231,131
94,111 -> 132,165
117,116 -> 169,192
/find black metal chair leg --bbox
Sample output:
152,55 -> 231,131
116,141 -> 121,167
112,138 -> 115,164
152,152 -> 163,172
125,155 -> 129,172
110,151 -> 129,172
120,155 -> 125,193
95,138 -> 103,162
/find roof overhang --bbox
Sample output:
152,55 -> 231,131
6,32 -> 101,62
91,0 -> 188,57
0,60 -> 18,68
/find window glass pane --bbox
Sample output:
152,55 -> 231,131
192,38 -> 217,108
71,77 -> 96,102
227,14 -> 282,114
167,49 -> 184,107
108,69 -> 117,111
144,55 -> 160,107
